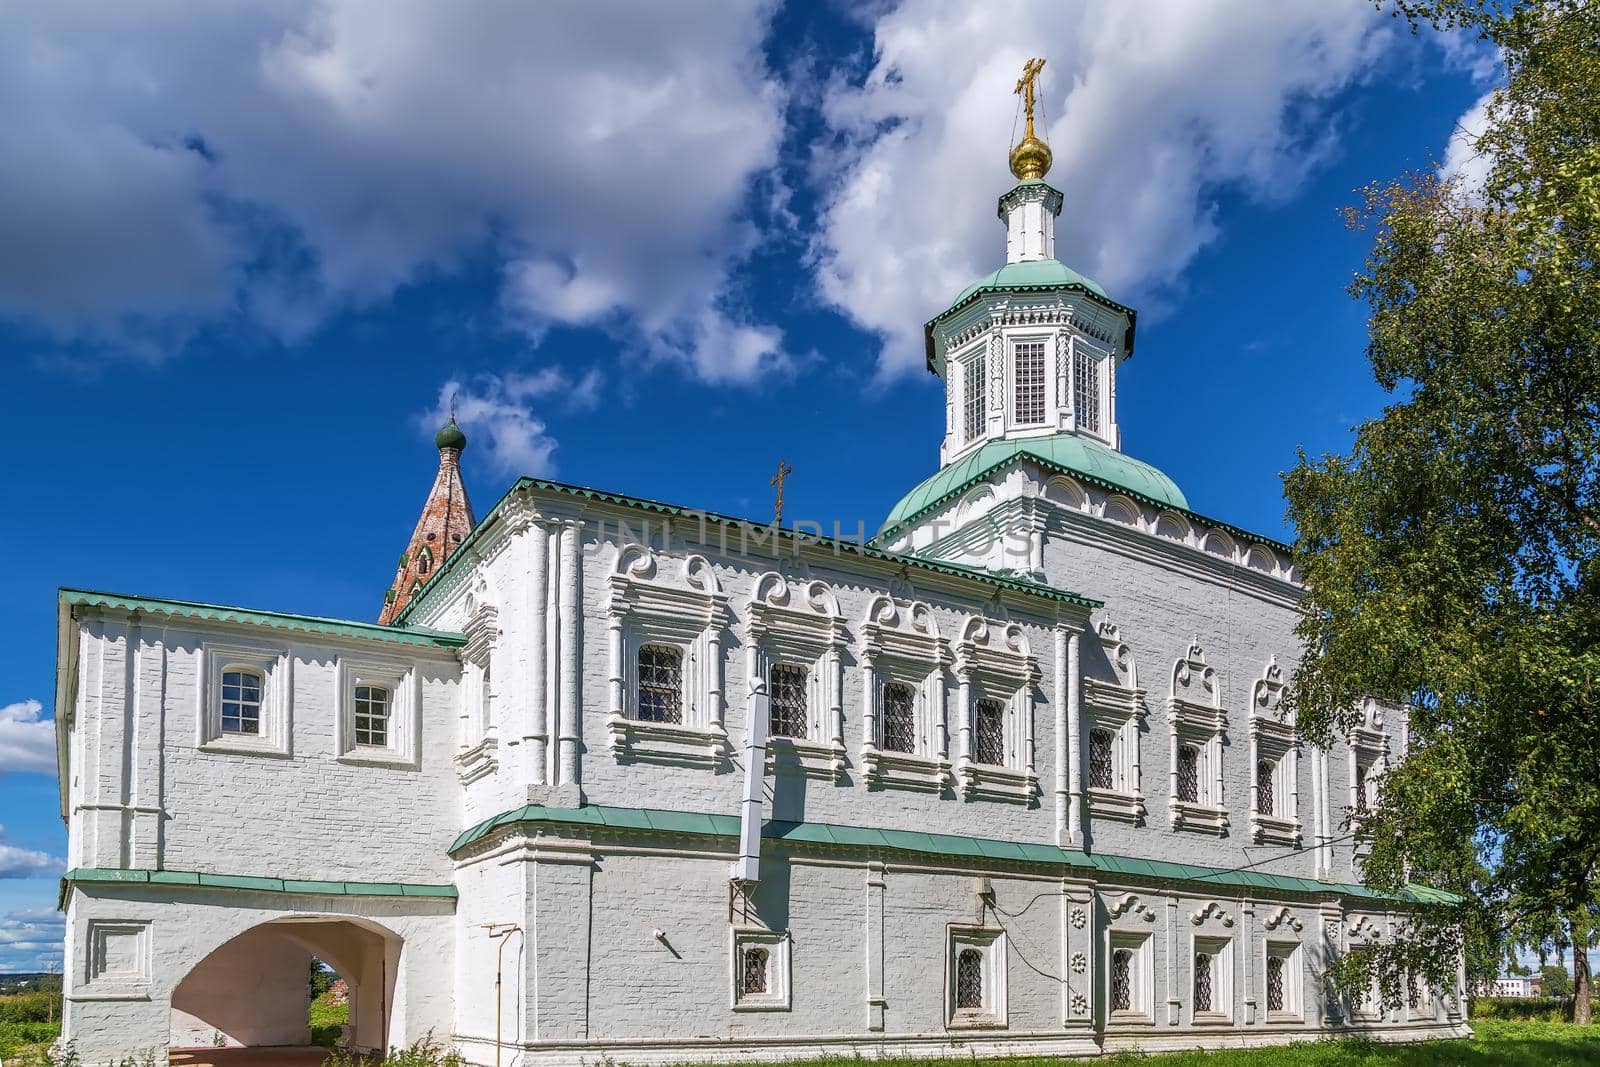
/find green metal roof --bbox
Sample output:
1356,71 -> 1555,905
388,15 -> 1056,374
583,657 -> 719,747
393,476 -> 1103,626
879,433 -> 1188,537
60,867 -> 457,908
449,803 -> 1463,906
60,588 -> 466,650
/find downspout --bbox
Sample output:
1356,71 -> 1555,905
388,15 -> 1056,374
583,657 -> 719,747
732,683 -> 770,884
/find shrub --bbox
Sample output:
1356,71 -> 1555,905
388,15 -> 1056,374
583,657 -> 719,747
0,992 -> 61,1024
1470,994 -> 1600,1021
324,1032 -> 463,1067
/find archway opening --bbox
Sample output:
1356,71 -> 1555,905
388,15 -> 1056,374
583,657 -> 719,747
169,917 -> 400,1054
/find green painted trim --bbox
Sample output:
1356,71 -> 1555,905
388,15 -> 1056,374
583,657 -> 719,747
62,867 -> 457,900
60,588 -> 466,650
393,477 -> 1102,625
449,803 -> 1463,907
872,448 -> 1295,558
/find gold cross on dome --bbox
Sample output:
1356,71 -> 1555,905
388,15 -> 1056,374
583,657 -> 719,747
771,459 -> 793,526
1015,57 -> 1046,138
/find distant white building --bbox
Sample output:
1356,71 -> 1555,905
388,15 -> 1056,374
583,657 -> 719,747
54,66 -> 1469,1064
1484,975 -> 1543,998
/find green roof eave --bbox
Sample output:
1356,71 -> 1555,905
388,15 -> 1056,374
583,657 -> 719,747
59,867 -> 457,910
60,588 -> 466,650
448,803 -> 1463,907
872,441 -> 1293,558
922,262 -> 1138,375
393,476 -> 1102,626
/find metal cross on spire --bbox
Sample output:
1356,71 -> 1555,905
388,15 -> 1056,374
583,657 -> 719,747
770,459 -> 793,526
1014,57 -> 1046,140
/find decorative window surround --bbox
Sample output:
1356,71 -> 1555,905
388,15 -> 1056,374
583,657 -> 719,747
1250,657 -> 1301,846
1343,914 -> 1386,1022
1189,909 -> 1236,1024
1349,699 -> 1389,828
1264,941 -> 1304,1022
730,928 -> 791,1011
858,595 -> 952,792
1107,929 -> 1154,1025
946,926 -> 1008,1029
1084,621 -> 1146,822
1168,640 -> 1228,835
456,591 -> 500,782
198,641 -> 291,757
605,547 -> 731,769
336,656 -> 419,768
746,572 -> 847,779
953,615 -> 1037,803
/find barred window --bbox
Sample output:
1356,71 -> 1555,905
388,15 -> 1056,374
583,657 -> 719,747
1073,345 -> 1101,434
1354,762 -> 1370,813
1266,955 -> 1285,1012
955,948 -> 984,1009
974,698 -> 1005,766
742,946 -> 769,995
1013,341 -> 1046,424
1089,728 -> 1116,790
637,644 -> 683,724
881,682 -> 916,754
220,669 -> 263,735
1193,952 -> 1213,1013
963,355 -> 987,441
1111,949 -> 1134,1011
1257,759 -> 1275,816
1177,744 -> 1200,803
354,684 -> 390,747
769,663 -> 809,739
1407,976 -> 1421,1010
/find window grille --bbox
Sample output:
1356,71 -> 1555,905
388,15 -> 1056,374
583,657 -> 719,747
1013,341 -> 1046,424
1089,728 -> 1115,790
221,670 -> 263,735
1111,949 -> 1133,1011
1354,762 -> 1370,813
881,682 -> 916,754
354,684 -> 390,747
963,356 -> 987,441
742,946 -> 769,995
769,664 -> 810,739
1408,977 -> 1421,1010
974,699 -> 1005,766
1193,952 -> 1213,1013
1073,345 -> 1101,434
955,948 -> 984,1009
637,644 -> 683,724
1177,744 -> 1200,803
1257,759 -> 1275,815
1266,955 -> 1285,1012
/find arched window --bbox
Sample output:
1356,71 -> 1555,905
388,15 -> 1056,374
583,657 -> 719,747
769,663 -> 809,739
1193,952 -> 1213,1012
742,946 -> 769,996
1177,744 -> 1201,803
955,948 -> 984,1009
220,668 -> 264,735
354,684 -> 391,747
416,546 -> 433,576
881,682 -> 916,754
636,644 -> 683,724
1089,728 -> 1116,790
974,699 -> 1006,766
1257,759 -> 1276,816
1111,949 -> 1134,1011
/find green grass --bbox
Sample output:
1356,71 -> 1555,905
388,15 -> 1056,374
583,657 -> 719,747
311,990 -> 351,1048
0,1019 -> 60,1063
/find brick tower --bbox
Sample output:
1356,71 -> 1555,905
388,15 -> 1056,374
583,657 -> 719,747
378,416 -> 476,623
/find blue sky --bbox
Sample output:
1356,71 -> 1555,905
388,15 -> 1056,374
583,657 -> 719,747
0,1 -> 1494,971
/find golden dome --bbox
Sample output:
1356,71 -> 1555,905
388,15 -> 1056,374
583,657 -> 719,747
1009,134 -> 1053,181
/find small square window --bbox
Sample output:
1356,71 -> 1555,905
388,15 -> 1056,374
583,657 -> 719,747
220,669 -> 262,735
353,684 -> 390,747
947,927 -> 1007,1028
881,681 -> 916,754
769,663 -> 809,739
337,658 -> 416,767
201,643 -> 289,756
731,929 -> 790,1011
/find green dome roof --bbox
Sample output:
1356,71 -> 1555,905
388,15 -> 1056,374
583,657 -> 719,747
880,433 -> 1188,536
951,258 -> 1109,305
435,416 -> 467,452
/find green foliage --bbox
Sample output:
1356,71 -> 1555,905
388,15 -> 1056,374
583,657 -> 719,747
1544,964 -> 1575,999
0,1021 -> 61,1061
0,991 -> 62,1024
1283,0 -> 1600,1010
323,1032 -> 463,1067
1473,995 -> 1598,1021
310,989 -> 349,1048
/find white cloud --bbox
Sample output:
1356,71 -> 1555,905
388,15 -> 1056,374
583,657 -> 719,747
1439,87 -> 1497,194
0,905 -> 65,972
0,824 -> 60,880
813,0 -> 1393,377
0,0 -> 789,382
426,375 -> 574,479
0,701 -> 54,777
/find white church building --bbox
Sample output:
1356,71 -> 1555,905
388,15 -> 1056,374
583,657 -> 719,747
53,71 -> 1468,1063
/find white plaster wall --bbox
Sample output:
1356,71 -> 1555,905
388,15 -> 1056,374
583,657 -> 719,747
169,925 -> 309,1047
